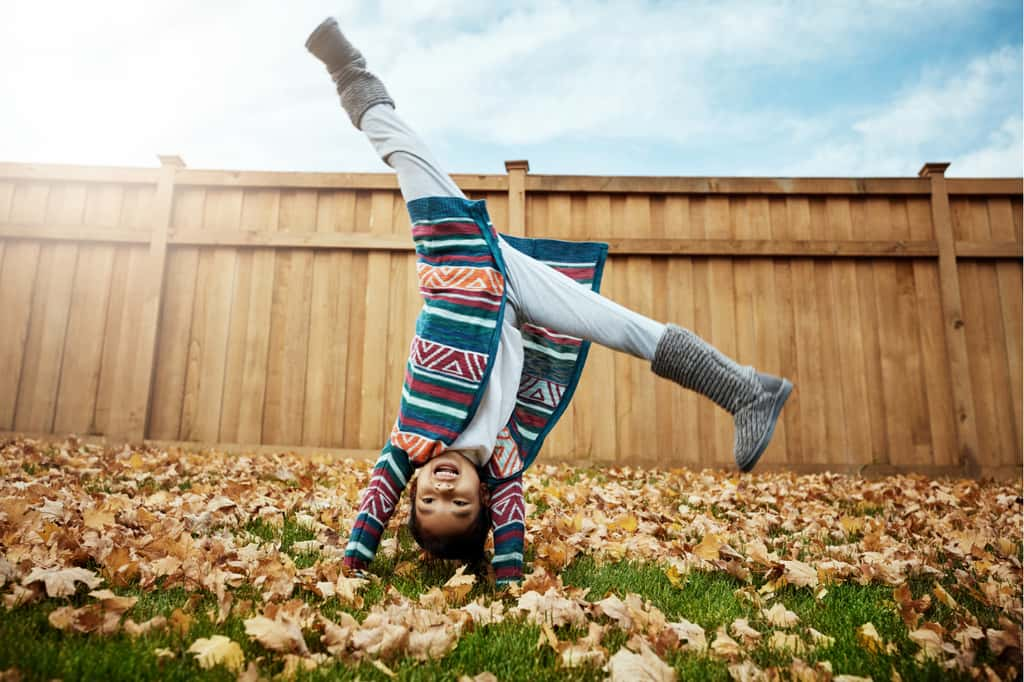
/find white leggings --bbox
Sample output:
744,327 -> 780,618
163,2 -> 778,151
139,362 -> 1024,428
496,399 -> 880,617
361,104 -> 666,362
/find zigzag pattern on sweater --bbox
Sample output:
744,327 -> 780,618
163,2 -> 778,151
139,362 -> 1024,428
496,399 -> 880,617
417,262 -> 505,294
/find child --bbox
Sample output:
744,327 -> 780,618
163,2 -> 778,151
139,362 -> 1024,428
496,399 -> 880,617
305,18 -> 793,584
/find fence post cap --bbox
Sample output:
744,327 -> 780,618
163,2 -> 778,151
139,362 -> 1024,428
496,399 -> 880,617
157,155 -> 187,168
505,159 -> 530,173
918,162 -> 950,177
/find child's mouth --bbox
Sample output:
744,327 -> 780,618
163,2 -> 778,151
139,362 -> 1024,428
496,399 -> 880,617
434,463 -> 459,480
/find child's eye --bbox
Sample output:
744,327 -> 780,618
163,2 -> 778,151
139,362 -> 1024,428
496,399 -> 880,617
422,497 -> 433,503
454,500 -> 468,507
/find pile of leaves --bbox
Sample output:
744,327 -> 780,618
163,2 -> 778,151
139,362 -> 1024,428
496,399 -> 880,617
0,436 -> 1020,681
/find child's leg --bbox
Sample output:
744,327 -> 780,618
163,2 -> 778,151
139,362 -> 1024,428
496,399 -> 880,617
306,18 -> 466,203
498,238 -> 792,472
361,104 -> 467,203
497,239 -> 664,360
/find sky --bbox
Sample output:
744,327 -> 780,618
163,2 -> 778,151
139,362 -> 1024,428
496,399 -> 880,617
1,1 -> 1021,178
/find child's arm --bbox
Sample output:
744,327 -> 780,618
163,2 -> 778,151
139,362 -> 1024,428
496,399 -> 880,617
487,474 -> 525,584
343,443 -> 413,570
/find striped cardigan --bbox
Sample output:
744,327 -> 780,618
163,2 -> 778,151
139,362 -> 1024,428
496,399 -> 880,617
344,196 -> 607,583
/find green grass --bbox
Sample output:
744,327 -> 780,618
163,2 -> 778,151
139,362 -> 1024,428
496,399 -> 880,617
2,553 -> 1015,681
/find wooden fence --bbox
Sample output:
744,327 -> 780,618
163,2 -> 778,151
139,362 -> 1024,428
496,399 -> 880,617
0,158 -> 1020,478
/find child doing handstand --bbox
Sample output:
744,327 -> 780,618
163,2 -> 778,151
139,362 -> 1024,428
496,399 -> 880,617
305,18 -> 793,584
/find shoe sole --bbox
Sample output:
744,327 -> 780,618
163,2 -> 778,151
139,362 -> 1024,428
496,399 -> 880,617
739,379 -> 793,473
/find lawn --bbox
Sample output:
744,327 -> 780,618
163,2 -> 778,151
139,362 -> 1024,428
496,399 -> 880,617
0,436 -> 1020,681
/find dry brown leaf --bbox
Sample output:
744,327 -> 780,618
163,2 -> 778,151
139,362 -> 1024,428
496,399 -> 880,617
606,642 -> 676,682
807,627 -> 835,648
893,583 -> 931,629
728,660 -> 767,682
169,607 -> 193,635
243,615 -> 309,656
407,624 -> 459,660
350,622 -> 408,658
908,626 -> 944,659
122,616 -> 167,638
458,674 -> 498,682
693,533 -> 725,561
710,626 -> 742,659
22,567 -> 102,598
986,628 -> 1022,656
441,566 -> 476,605
856,622 -> 895,655
83,507 -> 116,529
281,653 -> 329,677
761,602 -> 799,628
372,660 -> 397,678
729,618 -> 762,644
780,560 -> 819,588
767,631 -> 806,654
932,584 -> 958,610
460,599 -> 505,626
515,589 -> 587,627
187,635 -> 245,672
667,619 -> 707,653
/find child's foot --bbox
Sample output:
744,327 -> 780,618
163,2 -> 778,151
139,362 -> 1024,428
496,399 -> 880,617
733,373 -> 793,472
305,17 -> 394,129
651,325 -> 793,472
305,17 -> 365,74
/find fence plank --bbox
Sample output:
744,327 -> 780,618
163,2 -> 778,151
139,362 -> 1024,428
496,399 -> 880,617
0,183 -> 48,429
356,191 -> 394,448
15,184 -> 83,432
922,164 -> 979,472
263,191 -> 316,445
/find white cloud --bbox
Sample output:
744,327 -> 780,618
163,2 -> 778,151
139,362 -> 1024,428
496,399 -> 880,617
776,45 -> 1022,176
953,115 -> 1023,177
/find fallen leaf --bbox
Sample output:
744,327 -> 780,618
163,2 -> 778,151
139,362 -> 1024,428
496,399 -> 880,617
807,627 -> 835,648
908,626 -> 943,659
22,567 -> 102,598
187,635 -> 245,672
441,566 -> 476,605
693,533 -> 724,561
729,618 -> 762,644
711,627 -> 742,659
780,560 -> 819,588
856,622 -> 895,655
244,615 -> 309,655
761,602 -> 799,628
767,631 -> 806,654
606,642 -> 676,682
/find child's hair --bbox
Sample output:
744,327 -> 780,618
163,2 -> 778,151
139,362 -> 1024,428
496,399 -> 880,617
408,476 -> 491,564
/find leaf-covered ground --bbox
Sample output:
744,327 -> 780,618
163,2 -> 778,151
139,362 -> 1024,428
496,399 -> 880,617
0,436 -> 1020,681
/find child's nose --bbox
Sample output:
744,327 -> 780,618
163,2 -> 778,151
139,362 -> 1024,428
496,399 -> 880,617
433,481 -> 454,493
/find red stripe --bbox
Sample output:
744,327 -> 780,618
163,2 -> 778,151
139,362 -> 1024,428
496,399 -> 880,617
522,326 -> 582,346
418,253 -> 494,265
420,290 -> 501,311
407,375 -> 475,406
552,267 -> 595,280
353,519 -> 383,537
494,527 -> 524,544
412,221 -> 480,237
513,407 -> 546,428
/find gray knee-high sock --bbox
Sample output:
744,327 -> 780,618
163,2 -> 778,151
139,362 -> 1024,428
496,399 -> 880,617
651,324 -> 759,414
305,18 -> 394,129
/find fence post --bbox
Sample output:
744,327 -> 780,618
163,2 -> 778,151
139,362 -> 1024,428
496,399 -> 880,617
919,162 -> 979,474
505,160 -> 529,236
127,154 -> 183,440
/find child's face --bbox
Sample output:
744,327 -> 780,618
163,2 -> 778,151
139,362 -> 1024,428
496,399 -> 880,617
414,451 -> 484,537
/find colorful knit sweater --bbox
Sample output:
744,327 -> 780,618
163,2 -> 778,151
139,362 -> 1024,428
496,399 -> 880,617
343,196 -> 607,583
